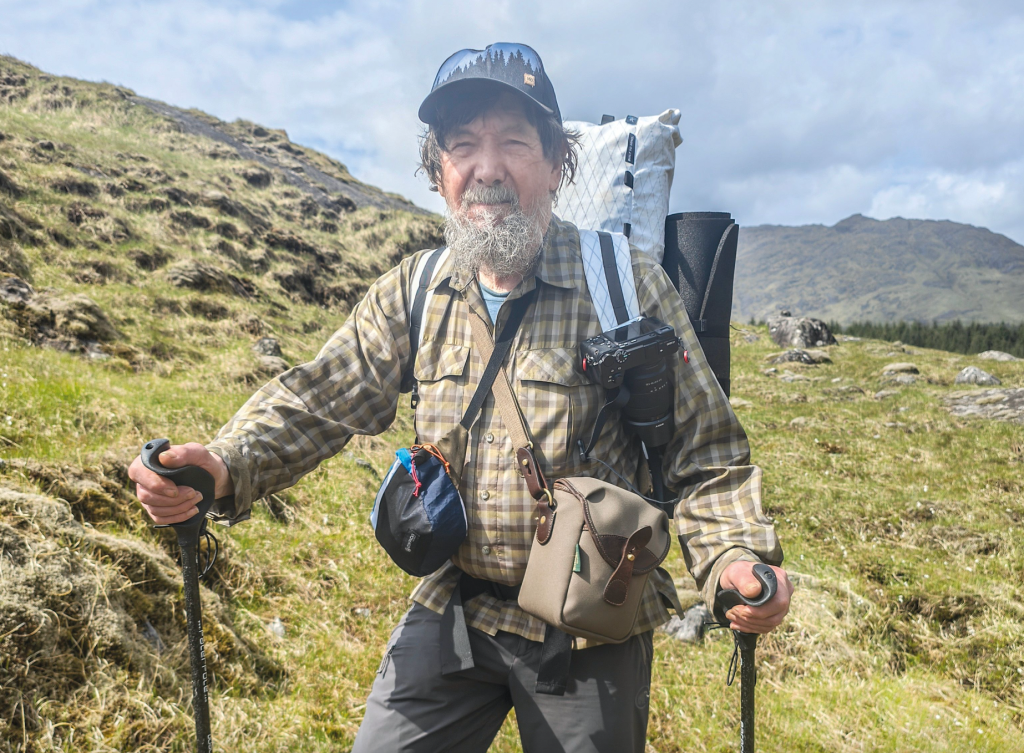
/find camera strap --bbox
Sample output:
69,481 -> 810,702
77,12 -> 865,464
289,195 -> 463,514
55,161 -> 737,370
578,384 -> 631,460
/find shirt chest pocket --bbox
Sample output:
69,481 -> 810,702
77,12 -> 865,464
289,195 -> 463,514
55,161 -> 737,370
413,343 -> 471,444
515,347 -> 603,475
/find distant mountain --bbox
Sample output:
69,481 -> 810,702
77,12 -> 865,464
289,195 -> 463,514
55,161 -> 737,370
733,214 -> 1024,324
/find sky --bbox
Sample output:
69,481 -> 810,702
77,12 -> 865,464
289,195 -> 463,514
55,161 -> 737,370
2,0 -> 1023,243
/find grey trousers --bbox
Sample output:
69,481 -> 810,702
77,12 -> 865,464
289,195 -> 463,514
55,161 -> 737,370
351,603 -> 653,753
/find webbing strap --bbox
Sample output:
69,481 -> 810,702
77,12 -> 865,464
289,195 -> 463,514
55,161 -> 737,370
598,231 -> 630,325
579,229 -> 640,333
409,247 -> 446,369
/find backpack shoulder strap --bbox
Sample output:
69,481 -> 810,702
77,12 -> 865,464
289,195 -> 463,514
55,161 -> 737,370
408,246 -> 448,369
579,229 -> 640,331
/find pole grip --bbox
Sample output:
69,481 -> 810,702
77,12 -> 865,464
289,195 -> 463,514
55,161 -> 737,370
714,562 -> 777,626
140,438 -> 216,547
140,439 -> 215,753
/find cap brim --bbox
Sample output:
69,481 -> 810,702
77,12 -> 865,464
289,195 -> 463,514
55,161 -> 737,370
418,77 -> 556,125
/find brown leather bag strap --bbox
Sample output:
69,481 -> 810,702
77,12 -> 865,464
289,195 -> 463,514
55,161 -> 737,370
467,308 -> 550,500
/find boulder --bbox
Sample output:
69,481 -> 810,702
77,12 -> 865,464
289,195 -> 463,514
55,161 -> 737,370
944,388 -> 1024,425
767,313 -> 837,349
766,349 -> 832,365
955,366 -> 1001,386
659,604 -> 713,643
874,389 -> 900,400
977,350 -> 1020,362
256,354 -> 290,376
881,362 -> 918,375
252,336 -> 283,358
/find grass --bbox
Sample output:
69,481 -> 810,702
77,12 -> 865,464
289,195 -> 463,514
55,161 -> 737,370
2,54 -> 1023,751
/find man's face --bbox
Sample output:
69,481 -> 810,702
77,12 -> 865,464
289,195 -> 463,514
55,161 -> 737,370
436,93 -> 561,226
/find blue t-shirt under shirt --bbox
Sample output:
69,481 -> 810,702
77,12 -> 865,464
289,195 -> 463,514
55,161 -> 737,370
478,280 -> 509,324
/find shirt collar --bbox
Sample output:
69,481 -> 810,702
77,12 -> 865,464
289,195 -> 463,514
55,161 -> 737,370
432,214 -> 580,293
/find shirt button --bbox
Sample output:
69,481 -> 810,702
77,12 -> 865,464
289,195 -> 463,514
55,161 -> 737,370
485,433 -> 494,443
482,545 -> 491,555
480,490 -> 490,500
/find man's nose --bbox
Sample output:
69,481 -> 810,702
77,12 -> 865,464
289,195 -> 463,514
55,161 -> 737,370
472,143 -> 508,186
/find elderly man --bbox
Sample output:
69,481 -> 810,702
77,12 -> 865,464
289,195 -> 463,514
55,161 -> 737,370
130,43 -> 792,753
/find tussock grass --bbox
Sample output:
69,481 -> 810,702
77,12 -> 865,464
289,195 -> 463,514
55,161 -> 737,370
2,54 -> 1023,751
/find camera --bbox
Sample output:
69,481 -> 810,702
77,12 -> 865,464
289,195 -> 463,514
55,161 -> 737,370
580,316 -> 680,449
580,316 -> 679,389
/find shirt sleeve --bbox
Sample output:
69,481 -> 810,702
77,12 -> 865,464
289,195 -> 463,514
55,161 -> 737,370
632,254 -> 784,616
204,254 -> 420,525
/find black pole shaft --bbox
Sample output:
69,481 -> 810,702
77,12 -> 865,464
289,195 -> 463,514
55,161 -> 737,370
179,538 -> 212,753
738,636 -> 758,753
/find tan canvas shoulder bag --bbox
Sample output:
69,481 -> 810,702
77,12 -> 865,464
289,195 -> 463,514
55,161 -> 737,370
467,311 -> 672,644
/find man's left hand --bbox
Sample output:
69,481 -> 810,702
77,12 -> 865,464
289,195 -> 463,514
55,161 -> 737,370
718,562 -> 793,634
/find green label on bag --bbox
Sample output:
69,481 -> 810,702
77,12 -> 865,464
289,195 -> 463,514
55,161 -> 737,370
573,544 -> 581,573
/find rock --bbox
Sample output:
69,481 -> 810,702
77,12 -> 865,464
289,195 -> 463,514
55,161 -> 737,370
977,350 -> 1019,362
0,274 -> 34,304
837,335 -> 861,342
729,397 -> 753,409
256,354 -> 290,376
166,260 -> 256,298
881,362 -> 918,375
955,366 -> 1001,386
766,349 -> 832,365
780,371 -> 810,383
882,374 -> 918,386
660,604 -> 713,643
743,333 -> 760,343
944,388 -> 1024,425
766,314 -> 837,349
252,336 -> 282,358
789,416 -> 808,427
874,389 -> 900,400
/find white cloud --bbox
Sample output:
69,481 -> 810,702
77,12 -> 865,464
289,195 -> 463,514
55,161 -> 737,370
0,0 -> 1022,241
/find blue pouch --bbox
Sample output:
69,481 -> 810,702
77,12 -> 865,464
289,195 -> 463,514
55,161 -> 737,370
371,444 -> 467,577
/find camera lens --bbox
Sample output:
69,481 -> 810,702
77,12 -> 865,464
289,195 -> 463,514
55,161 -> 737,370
624,360 -> 673,422
623,359 -> 675,447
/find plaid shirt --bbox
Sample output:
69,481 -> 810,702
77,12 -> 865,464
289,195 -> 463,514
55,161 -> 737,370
207,216 -> 783,644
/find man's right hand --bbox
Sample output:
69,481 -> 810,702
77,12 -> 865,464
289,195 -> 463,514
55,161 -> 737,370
129,442 -> 234,525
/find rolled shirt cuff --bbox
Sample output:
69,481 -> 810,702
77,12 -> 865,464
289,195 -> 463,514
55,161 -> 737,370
205,440 -> 253,527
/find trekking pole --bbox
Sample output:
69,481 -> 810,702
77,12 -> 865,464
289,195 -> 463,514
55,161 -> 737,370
715,563 -> 778,753
141,438 -> 217,753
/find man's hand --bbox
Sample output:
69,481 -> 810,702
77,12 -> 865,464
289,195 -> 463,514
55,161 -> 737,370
719,561 -> 793,634
128,442 -> 234,525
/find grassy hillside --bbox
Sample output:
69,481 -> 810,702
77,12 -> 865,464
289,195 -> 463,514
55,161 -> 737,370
2,57 -> 1024,752
734,214 -> 1024,324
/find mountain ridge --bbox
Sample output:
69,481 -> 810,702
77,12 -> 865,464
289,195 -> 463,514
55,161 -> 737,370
733,213 -> 1024,324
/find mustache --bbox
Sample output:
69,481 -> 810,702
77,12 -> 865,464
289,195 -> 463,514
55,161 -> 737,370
459,184 -> 520,208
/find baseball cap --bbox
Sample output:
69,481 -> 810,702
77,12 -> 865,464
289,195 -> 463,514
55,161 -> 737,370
419,43 -> 562,125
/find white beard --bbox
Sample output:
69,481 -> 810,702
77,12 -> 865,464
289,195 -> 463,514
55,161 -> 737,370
443,184 -> 548,280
